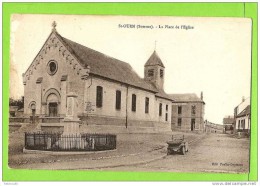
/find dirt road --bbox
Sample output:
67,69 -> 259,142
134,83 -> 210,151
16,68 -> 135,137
100,133 -> 250,173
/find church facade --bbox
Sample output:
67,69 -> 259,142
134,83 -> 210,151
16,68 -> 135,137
22,24 -> 173,131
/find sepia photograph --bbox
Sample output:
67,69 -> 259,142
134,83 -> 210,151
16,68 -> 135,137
8,14 -> 252,174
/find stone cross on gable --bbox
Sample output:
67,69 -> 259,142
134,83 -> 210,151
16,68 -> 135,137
52,21 -> 57,31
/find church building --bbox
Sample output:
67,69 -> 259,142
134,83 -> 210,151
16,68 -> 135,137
22,22 -> 173,132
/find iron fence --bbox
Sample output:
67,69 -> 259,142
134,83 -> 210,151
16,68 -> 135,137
24,132 -> 116,151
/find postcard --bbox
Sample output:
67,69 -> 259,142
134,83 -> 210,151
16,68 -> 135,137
8,13 -> 252,177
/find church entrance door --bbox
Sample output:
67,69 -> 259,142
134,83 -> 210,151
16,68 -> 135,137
49,102 -> 58,117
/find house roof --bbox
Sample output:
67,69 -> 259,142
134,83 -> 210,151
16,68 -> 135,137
56,33 -> 158,93
144,51 -> 165,68
169,93 -> 204,103
223,117 -> 234,124
237,105 -> 250,118
156,89 -> 174,101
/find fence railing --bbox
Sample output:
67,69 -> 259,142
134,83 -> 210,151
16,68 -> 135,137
24,132 -> 117,151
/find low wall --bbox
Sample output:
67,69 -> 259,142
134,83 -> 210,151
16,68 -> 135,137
81,115 -> 171,133
9,117 -> 30,123
41,126 -> 64,133
9,124 -> 22,133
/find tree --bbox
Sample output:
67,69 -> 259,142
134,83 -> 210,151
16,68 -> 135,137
9,97 -> 24,109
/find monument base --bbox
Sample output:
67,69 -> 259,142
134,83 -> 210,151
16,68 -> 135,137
62,119 -> 81,135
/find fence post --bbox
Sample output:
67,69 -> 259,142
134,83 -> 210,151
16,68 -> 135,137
24,132 -> 27,148
33,133 -> 36,147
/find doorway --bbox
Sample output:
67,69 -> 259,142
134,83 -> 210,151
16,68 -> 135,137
46,92 -> 59,117
191,119 -> 195,131
49,102 -> 58,117
30,102 -> 36,123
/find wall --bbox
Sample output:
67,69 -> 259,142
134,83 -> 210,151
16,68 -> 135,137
171,101 -> 204,131
80,76 -> 171,129
155,97 -> 172,124
236,97 -> 250,115
235,116 -> 250,130
23,32 -> 87,117
144,65 -> 164,90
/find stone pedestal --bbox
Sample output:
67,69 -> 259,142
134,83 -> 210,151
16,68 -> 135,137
56,92 -> 82,149
62,92 -> 81,135
63,120 -> 81,135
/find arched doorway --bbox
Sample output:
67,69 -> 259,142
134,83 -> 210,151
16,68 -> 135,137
29,101 -> 36,116
29,101 -> 36,123
43,88 -> 61,117
47,93 -> 59,117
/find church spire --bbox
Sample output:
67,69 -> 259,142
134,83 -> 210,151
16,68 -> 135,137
144,50 -> 165,68
144,50 -> 165,90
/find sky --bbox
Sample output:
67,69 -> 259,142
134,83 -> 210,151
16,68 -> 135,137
10,14 -> 251,124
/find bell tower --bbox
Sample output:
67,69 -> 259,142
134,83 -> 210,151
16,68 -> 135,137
144,51 -> 165,90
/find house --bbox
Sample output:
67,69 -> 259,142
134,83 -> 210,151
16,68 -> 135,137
223,115 -> 234,132
169,92 -> 205,131
234,97 -> 250,134
22,22 -> 173,132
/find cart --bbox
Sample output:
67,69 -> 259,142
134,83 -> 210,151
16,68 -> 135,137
166,135 -> 188,155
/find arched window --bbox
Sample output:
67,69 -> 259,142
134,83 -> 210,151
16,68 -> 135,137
29,101 -> 36,116
160,69 -> 164,78
159,103 -> 162,116
148,69 -> 154,77
132,94 -> 136,112
116,90 -> 121,110
96,86 -> 103,108
145,97 -> 149,113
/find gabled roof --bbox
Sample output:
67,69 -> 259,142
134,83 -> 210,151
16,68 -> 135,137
169,93 -> 204,103
145,51 -> 165,68
237,105 -> 250,118
56,33 -> 158,93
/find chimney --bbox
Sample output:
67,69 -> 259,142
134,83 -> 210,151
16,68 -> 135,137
201,91 -> 203,100
242,96 -> 245,102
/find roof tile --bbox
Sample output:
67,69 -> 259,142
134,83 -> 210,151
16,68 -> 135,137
57,33 -> 157,93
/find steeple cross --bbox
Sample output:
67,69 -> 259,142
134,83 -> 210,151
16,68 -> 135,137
52,21 -> 57,30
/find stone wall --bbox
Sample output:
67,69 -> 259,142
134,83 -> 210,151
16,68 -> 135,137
23,32 -> 86,117
171,102 -> 204,131
82,76 -> 172,128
